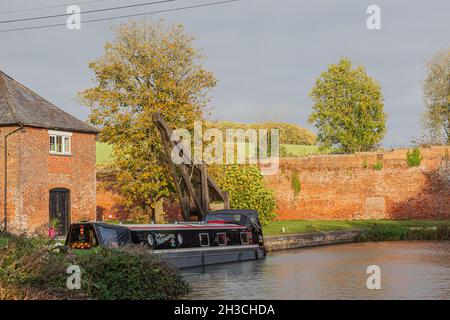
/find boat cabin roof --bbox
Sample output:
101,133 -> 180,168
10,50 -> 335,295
71,221 -> 246,231
122,223 -> 246,231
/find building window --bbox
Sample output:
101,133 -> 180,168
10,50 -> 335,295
49,131 -> 72,155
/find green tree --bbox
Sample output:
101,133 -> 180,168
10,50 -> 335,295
308,58 -> 387,153
421,48 -> 450,144
80,20 -> 216,219
209,165 -> 277,225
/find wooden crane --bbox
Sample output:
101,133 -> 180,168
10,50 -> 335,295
153,113 -> 229,221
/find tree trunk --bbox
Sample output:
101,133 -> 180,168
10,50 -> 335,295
146,205 -> 156,224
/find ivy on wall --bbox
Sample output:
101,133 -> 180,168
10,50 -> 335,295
291,171 -> 301,197
406,148 -> 422,167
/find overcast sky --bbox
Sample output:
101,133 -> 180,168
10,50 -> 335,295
0,0 -> 449,147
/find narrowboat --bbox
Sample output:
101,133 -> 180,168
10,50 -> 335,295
65,209 -> 266,268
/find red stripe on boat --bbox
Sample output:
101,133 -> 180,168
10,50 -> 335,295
125,224 -> 245,230
206,220 -> 225,224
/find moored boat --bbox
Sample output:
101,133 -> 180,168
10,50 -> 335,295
65,209 -> 266,268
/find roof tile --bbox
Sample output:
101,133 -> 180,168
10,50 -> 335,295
0,71 -> 99,133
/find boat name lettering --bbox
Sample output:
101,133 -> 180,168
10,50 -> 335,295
154,233 -> 176,245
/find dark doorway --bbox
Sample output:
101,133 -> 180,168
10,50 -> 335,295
49,188 -> 70,236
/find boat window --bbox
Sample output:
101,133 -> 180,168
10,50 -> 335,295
98,226 -> 121,248
240,232 -> 249,245
217,233 -> 227,246
205,214 -> 243,224
199,233 -> 210,247
67,224 -> 97,249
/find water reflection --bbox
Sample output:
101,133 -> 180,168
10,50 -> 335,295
182,241 -> 450,300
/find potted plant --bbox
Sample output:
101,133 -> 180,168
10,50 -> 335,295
48,218 -> 59,240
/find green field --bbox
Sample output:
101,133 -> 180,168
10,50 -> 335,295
282,144 -> 324,157
96,142 -> 113,164
96,142 -> 325,165
263,219 -> 450,236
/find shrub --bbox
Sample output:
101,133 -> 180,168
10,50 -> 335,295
0,234 -> 189,300
74,246 -> 189,300
356,224 -> 450,242
435,224 -> 450,240
210,164 -> 277,225
372,161 -> 383,171
406,148 -> 422,167
357,224 -> 407,241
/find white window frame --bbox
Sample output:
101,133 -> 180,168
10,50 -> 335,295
49,130 -> 72,155
216,232 -> 228,246
199,233 -> 210,247
240,232 -> 250,245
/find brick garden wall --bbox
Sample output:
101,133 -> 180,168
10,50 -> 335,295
265,146 -> 450,220
96,169 -> 183,223
0,126 -> 97,232
96,146 -> 450,222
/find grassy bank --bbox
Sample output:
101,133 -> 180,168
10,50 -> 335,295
263,220 -> 450,241
0,232 -> 189,300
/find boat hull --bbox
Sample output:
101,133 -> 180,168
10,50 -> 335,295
151,244 -> 266,269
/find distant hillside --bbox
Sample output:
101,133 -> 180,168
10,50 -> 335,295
206,121 -> 317,145
96,122 -> 318,165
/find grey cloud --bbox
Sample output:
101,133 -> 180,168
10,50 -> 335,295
0,0 -> 448,146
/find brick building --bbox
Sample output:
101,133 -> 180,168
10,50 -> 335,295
0,71 -> 99,235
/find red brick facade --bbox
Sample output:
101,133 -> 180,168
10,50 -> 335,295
0,126 -> 97,233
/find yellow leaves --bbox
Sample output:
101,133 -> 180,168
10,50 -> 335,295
79,19 -> 217,208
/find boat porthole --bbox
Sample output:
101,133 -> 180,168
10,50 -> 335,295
147,234 -> 154,247
177,233 -> 183,245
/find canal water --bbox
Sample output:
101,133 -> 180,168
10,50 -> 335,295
182,241 -> 450,299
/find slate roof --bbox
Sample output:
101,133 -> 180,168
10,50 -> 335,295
0,70 -> 99,134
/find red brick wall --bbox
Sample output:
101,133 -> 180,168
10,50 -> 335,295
264,146 -> 450,220
0,126 -> 22,230
96,177 -> 127,221
0,126 -> 97,233
96,174 -> 183,222
95,146 -> 450,222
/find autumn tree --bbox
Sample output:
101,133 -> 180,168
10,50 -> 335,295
421,48 -> 450,144
308,58 -> 387,153
80,20 -> 216,221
